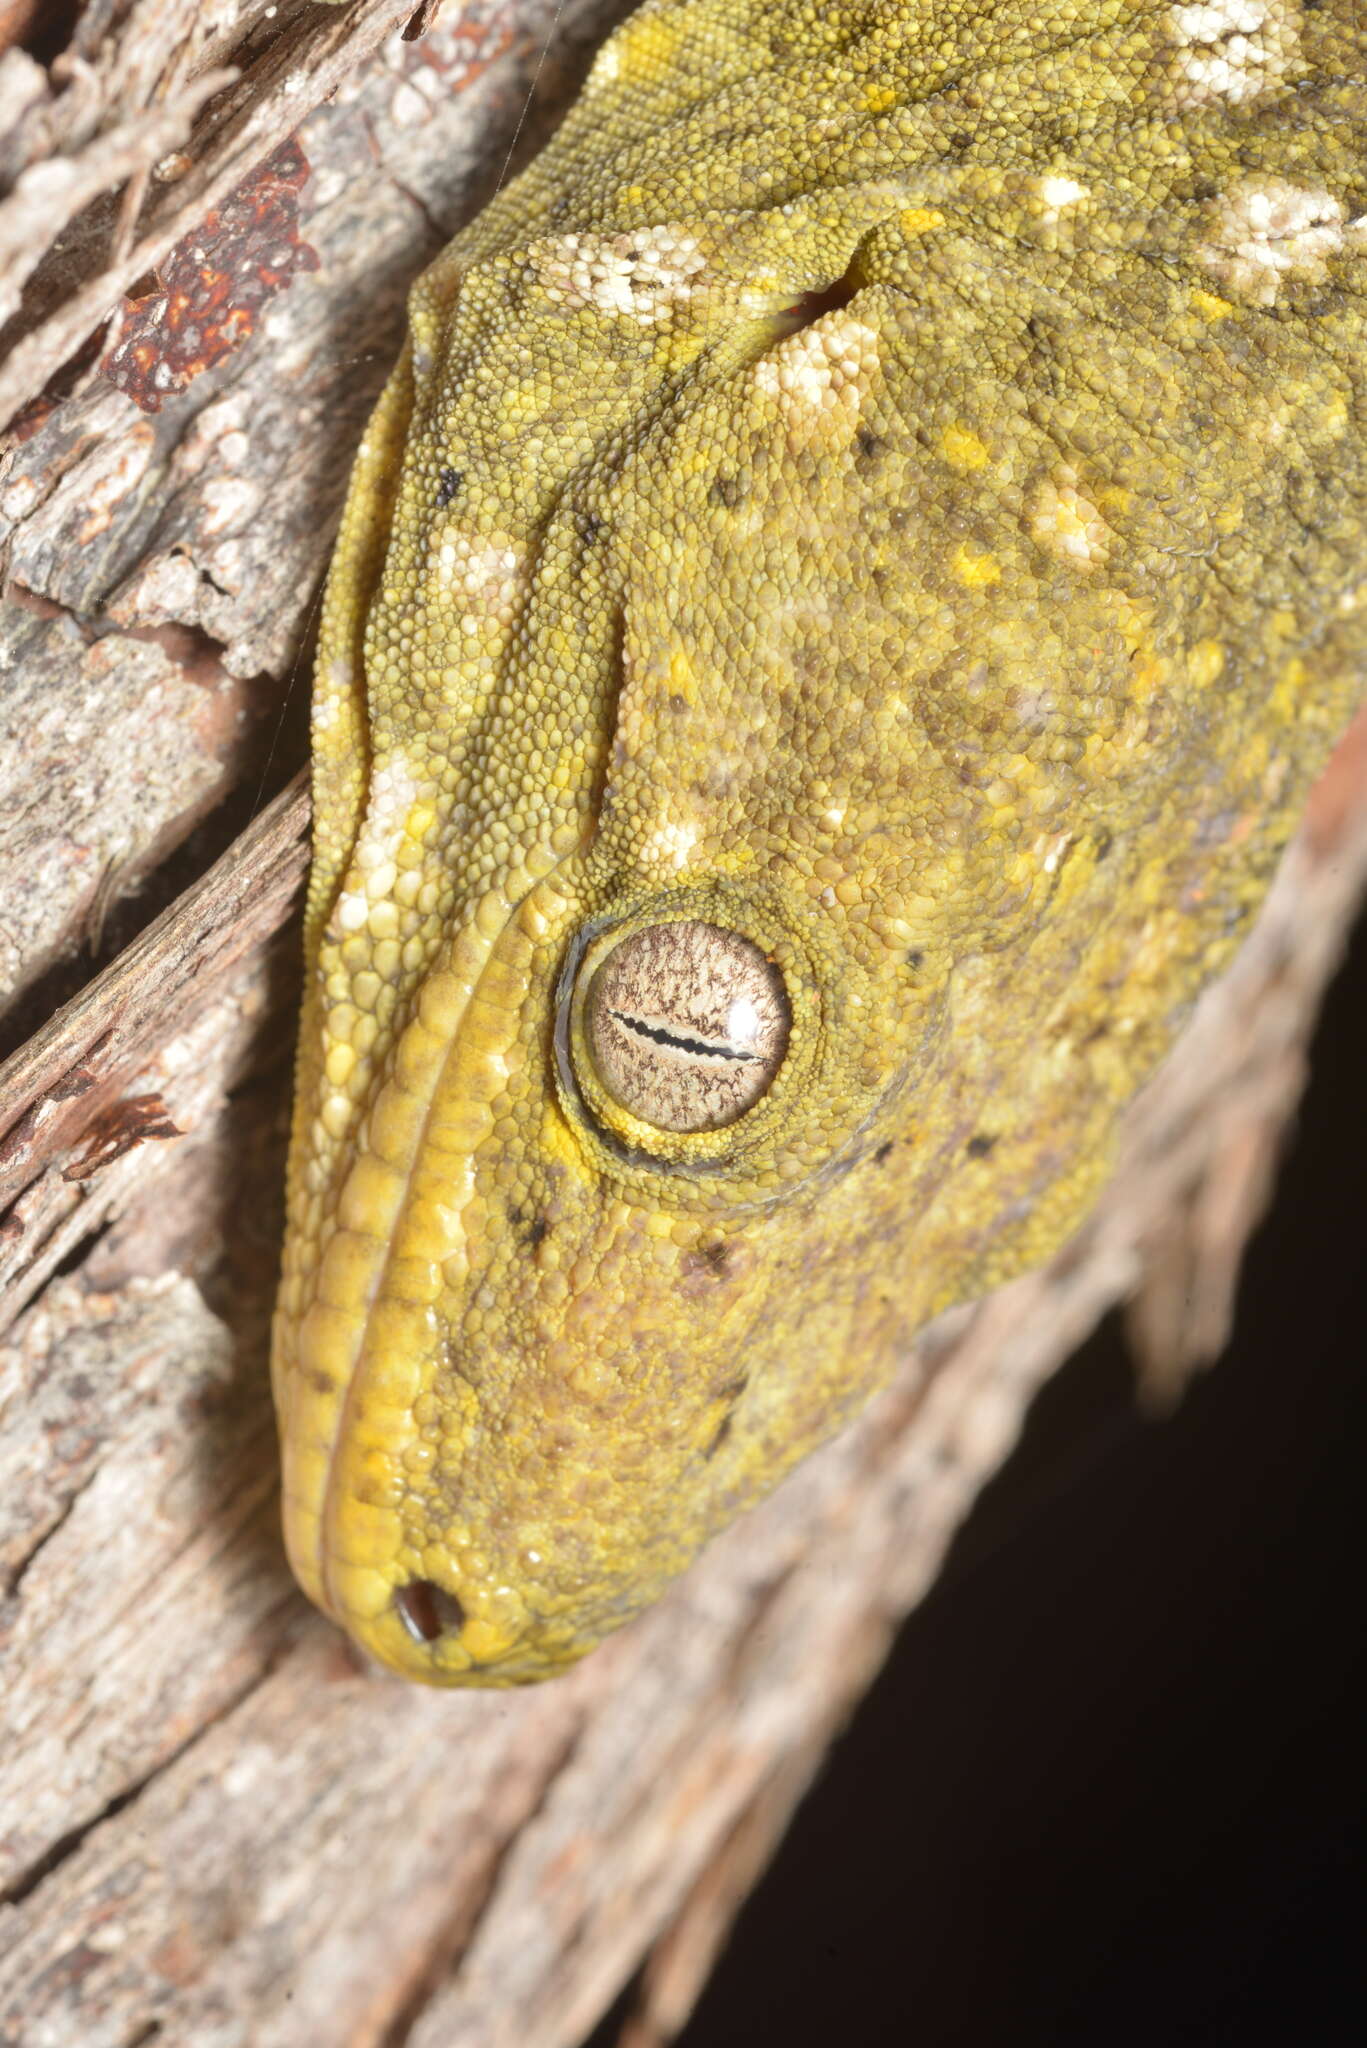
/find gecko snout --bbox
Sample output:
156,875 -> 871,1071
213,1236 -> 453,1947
385,1574 -> 532,1681
393,1577 -> 468,1646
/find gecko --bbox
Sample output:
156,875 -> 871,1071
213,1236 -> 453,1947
273,0 -> 1366,1685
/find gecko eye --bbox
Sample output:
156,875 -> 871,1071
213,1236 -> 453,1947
584,921 -> 791,1133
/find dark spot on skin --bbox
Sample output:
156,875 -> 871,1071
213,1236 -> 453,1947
856,429 -> 886,459
874,1141 -> 895,1165
711,474 -> 743,507
701,1370 -> 750,1457
521,1213 -> 549,1249
1081,1022 -> 1109,1047
578,511 -> 604,545
906,948 -> 925,971
681,1239 -> 746,1298
966,1132 -> 997,1159
1094,827 -> 1114,862
669,693 -> 688,713
436,466 -> 463,508
690,1240 -> 732,1280
394,1579 -> 466,1643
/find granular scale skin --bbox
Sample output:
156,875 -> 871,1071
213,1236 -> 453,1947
273,0 -> 1366,1684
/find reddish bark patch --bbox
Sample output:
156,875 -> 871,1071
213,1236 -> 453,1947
104,140 -> 320,414
63,1094 -> 182,1180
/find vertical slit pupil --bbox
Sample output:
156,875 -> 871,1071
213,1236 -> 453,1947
394,1579 -> 467,1643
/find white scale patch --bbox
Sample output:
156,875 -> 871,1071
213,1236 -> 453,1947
334,754 -> 423,932
1032,174 -> 1089,226
639,816 -> 702,873
312,656 -> 354,739
1197,177 -> 1347,306
1166,0 -> 1301,107
1029,470 -> 1112,570
754,312 -> 881,445
534,227 -> 707,324
586,41 -> 620,87
429,530 -> 528,632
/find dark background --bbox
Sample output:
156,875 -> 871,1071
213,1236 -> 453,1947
594,910 -> 1366,2048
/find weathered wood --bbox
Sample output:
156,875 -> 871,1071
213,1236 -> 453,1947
1,0 -> 632,1018
0,6 -> 1364,2046
0,1 -> 415,426
0,771 -> 309,1328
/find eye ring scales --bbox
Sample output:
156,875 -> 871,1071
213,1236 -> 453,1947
584,921 -> 791,1133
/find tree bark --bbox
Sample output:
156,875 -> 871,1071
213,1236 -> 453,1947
1,6 -> 1364,2044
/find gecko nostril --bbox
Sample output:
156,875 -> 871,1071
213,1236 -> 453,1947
394,1578 -> 467,1644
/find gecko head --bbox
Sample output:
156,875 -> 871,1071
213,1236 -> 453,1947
272,477 -> 1172,1683
272,202 -> 1235,1681
274,849 -> 971,1687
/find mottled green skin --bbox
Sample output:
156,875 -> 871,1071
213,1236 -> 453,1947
273,0 -> 1366,1682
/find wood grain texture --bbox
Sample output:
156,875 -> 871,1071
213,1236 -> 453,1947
0,772 -> 309,1329
0,4 -> 1364,2044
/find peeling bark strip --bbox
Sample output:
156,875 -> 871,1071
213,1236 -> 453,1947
0,775 -> 309,1209
0,4 -> 1364,2047
0,773 -> 309,1333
